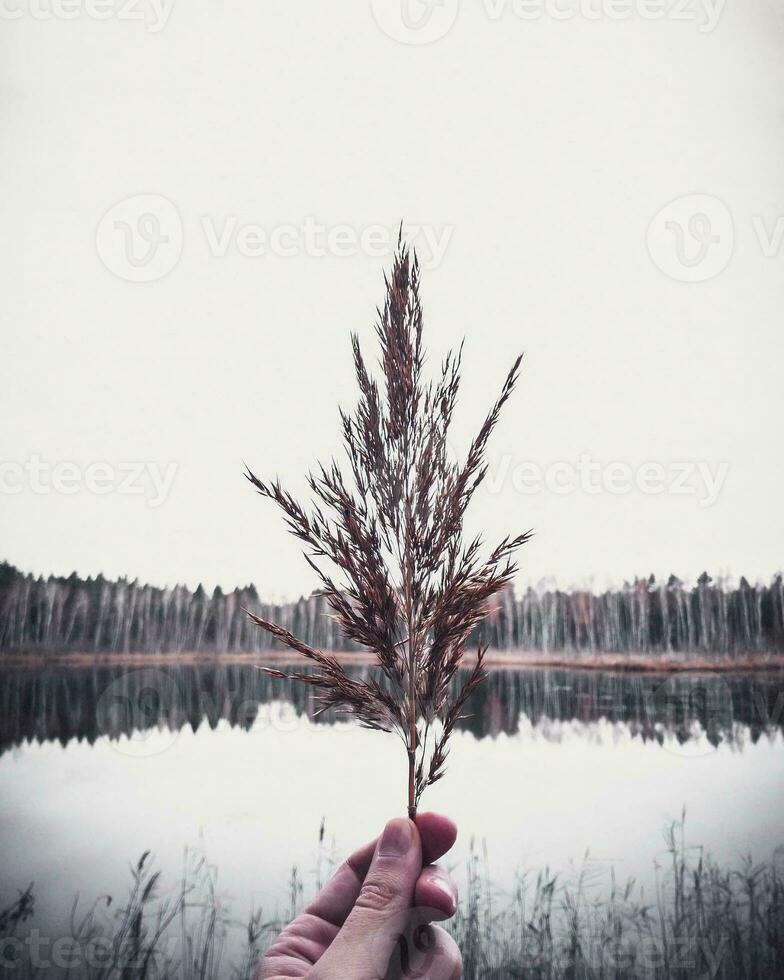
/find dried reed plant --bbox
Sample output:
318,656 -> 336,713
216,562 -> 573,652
245,238 -> 531,816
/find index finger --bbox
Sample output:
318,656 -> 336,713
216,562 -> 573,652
304,812 -> 457,927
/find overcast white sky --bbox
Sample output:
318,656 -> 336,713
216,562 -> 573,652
1,0 -> 782,598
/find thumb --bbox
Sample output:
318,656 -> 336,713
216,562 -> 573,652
314,817 -> 422,979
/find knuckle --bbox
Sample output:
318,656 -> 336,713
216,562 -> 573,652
355,872 -> 400,912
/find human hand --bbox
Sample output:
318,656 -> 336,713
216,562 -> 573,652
259,812 -> 461,979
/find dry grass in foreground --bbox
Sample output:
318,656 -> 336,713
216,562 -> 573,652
2,818 -> 783,979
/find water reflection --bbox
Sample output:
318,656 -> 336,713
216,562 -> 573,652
0,663 -> 781,756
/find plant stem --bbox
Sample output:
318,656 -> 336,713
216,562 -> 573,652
407,614 -> 417,819
406,565 -> 417,818
407,744 -> 416,819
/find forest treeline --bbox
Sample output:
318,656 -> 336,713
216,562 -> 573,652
2,662 -> 781,758
1,561 -> 783,657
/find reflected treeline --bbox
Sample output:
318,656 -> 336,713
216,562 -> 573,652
2,562 -> 784,657
0,663 -> 781,758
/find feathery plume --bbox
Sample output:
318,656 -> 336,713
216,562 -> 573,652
246,237 -> 531,816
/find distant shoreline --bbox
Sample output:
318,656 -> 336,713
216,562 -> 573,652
1,649 -> 783,675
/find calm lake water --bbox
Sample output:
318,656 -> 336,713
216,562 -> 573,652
1,662 -> 783,960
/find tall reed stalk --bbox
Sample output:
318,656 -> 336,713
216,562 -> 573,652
245,239 -> 530,814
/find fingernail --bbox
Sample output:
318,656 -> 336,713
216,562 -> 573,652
430,875 -> 457,914
378,818 -> 414,857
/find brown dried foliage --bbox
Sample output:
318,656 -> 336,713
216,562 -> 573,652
245,239 -> 531,816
